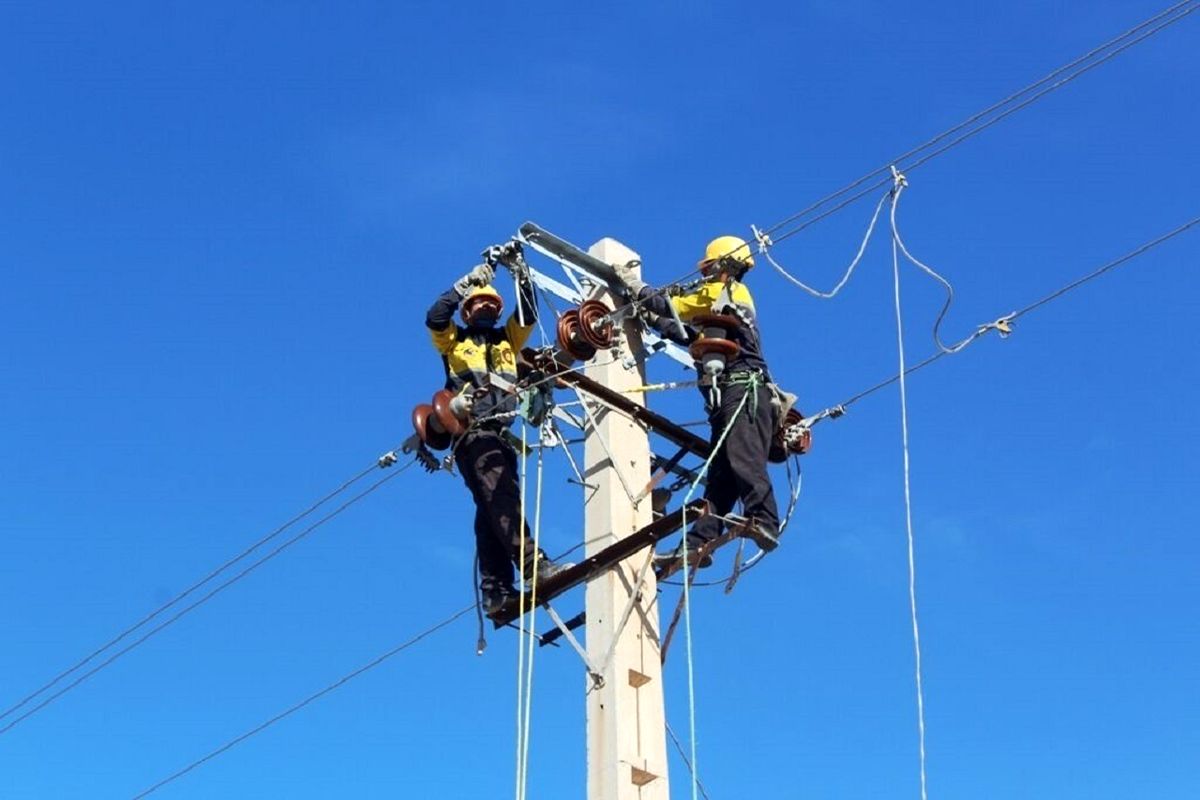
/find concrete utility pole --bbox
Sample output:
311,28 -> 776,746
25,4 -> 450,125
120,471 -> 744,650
583,238 -> 671,799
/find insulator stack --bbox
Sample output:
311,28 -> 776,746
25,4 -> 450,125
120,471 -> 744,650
413,389 -> 473,451
556,309 -> 598,364
577,300 -> 616,350
687,313 -> 742,379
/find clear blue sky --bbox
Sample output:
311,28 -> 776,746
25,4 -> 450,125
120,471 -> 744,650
2,2 -> 1197,798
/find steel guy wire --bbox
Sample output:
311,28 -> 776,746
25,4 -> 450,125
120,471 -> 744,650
130,603 -> 474,799
0,459 -> 418,737
0,455 -> 391,725
760,0 -> 1198,245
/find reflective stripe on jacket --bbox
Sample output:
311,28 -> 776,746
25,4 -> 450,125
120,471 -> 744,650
638,279 -> 771,379
425,282 -> 536,424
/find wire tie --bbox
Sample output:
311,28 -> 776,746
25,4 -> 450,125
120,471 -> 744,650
890,165 -> 908,191
750,224 -> 773,253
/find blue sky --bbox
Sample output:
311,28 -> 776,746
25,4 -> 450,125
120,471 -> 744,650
2,1 -> 1197,798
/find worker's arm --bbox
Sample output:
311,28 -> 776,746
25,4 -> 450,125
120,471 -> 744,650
425,287 -> 462,355
504,273 -> 538,349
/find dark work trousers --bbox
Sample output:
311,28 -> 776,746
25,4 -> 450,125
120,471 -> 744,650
689,380 -> 780,546
456,429 -> 537,589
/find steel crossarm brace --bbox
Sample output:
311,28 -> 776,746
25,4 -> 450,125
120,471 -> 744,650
542,602 -> 604,688
523,348 -> 711,460
539,610 -> 586,647
596,548 -> 659,672
489,499 -> 709,628
639,447 -> 696,506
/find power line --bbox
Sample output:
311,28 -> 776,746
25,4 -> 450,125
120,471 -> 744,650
762,1 -> 1198,246
0,459 -> 384,724
0,459 -> 416,737
131,603 -> 474,799
831,214 -> 1200,411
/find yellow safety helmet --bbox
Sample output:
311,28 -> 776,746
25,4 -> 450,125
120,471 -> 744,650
461,284 -> 504,324
698,235 -> 755,274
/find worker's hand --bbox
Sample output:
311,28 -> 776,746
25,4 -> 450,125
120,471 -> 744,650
453,263 -> 494,297
613,260 -> 647,296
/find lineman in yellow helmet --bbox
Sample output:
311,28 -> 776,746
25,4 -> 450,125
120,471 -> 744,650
426,262 -> 569,614
615,235 -> 781,564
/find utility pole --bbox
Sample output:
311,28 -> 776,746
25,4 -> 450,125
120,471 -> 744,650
583,238 -> 671,799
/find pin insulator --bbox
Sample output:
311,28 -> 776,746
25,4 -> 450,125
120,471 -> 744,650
412,402 -> 452,451
432,389 -> 467,436
556,309 -> 598,363
577,299 -> 615,350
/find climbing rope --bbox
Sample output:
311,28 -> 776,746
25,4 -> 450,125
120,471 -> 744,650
891,208 -> 930,800
514,425 -> 529,800
675,380 -> 756,800
801,212 -> 1200,425
752,187 -> 891,299
518,439 -> 545,800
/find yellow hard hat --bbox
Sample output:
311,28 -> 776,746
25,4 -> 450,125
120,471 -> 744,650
698,235 -> 755,272
461,284 -> 504,323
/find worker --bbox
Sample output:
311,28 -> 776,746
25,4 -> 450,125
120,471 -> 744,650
426,262 -> 569,613
615,236 -> 782,567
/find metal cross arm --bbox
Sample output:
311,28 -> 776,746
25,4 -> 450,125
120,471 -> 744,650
489,499 -> 709,628
522,348 -> 711,460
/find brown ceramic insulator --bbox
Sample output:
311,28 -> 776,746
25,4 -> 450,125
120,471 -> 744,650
412,403 -> 452,451
431,389 -> 467,436
577,299 -> 615,350
556,309 -> 597,362
687,337 -> 740,362
690,313 -> 741,336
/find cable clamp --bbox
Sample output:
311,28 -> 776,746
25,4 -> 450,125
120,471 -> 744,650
377,451 -> 398,468
890,165 -> 908,191
981,313 -> 1016,338
750,224 -> 773,253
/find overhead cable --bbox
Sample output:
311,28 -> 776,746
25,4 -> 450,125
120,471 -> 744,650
0,459 -> 417,737
831,214 -> 1200,412
131,603 -> 474,799
761,1 -> 1198,246
0,459 -> 384,724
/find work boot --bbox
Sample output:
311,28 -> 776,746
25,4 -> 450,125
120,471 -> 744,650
480,581 -> 515,617
653,540 -> 714,572
522,551 -> 574,585
745,521 -> 781,553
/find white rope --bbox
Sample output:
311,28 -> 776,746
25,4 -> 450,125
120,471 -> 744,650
753,188 -> 890,299
514,423 -> 527,800
518,443 -> 544,799
891,206 -> 930,800
678,386 -> 754,800
888,178 -> 975,355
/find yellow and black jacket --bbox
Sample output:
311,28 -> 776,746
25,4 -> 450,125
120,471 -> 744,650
637,279 -> 772,380
425,281 -> 537,426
